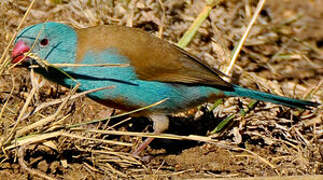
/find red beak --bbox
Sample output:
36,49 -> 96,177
12,40 -> 30,64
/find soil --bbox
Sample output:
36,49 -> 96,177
0,0 -> 322,179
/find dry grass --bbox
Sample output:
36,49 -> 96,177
0,0 -> 322,179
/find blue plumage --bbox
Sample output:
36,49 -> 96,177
11,22 -> 319,155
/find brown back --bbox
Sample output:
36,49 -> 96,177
75,25 -> 232,88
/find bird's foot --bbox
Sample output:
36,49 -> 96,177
132,137 -> 155,156
131,137 -> 155,162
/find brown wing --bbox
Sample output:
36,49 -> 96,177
75,25 -> 232,88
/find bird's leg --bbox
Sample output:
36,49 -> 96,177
132,113 -> 169,156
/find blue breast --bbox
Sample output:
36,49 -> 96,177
59,49 -> 221,113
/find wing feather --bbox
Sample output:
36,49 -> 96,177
76,25 -> 233,89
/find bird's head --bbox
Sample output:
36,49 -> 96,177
12,22 -> 77,66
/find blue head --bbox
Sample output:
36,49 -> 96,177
12,22 -> 77,65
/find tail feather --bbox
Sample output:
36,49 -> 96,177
225,85 -> 319,109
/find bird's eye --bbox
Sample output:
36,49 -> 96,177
40,38 -> 49,46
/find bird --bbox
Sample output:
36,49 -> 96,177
11,22 -> 319,156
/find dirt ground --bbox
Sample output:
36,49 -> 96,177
0,0 -> 322,179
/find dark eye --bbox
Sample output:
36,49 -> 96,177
40,38 -> 49,46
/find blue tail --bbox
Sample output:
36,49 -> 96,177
224,85 -> 319,109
